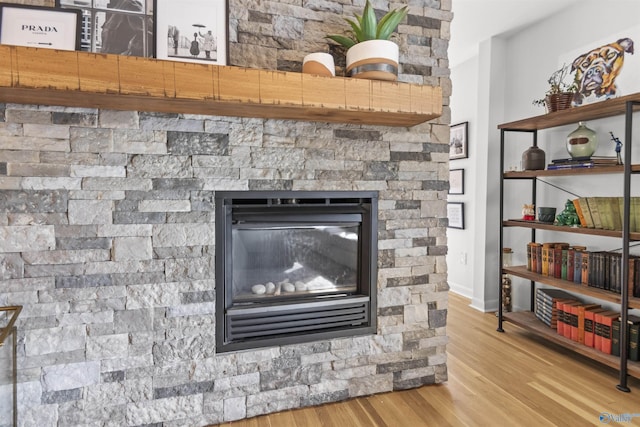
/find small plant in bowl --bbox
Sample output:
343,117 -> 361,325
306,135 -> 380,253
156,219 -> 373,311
326,0 -> 408,81
532,64 -> 578,112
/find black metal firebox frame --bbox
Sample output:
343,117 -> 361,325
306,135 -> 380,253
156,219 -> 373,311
215,191 -> 378,353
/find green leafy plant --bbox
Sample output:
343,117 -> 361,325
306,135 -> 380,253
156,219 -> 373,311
327,0 -> 409,49
532,64 -> 578,107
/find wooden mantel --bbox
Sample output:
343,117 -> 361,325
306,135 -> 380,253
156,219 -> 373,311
0,46 -> 442,127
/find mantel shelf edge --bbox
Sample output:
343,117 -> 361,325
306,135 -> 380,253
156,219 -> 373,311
0,45 -> 443,127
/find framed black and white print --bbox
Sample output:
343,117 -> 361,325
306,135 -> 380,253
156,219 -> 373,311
450,122 -> 468,160
155,0 -> 228,65
447,202 -> 464,229
449,168 -> 464,195
57,0 -> 154,57
0,4 -> 81,51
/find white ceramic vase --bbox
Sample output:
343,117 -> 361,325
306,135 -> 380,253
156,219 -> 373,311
346,39 -> 399,81
302,53 -> 335,77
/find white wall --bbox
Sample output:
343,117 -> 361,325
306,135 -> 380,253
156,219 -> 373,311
447,56 -> 478,299
449,0 -> 640,311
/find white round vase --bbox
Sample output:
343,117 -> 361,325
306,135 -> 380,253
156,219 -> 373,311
302,52 -> 335,77
346,40 -> 399,81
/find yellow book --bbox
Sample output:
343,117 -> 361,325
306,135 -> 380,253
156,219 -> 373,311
633,197 -> 640,233
587,197 -> 603,229
610,197 -> 622,231
596,197 -> 613,230
541,243 -> 552,276
577,198 -> 594,228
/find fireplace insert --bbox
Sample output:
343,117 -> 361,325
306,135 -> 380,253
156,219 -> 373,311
215,191 -> 378,352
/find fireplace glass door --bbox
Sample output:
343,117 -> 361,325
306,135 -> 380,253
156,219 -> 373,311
231,223 -> 359,303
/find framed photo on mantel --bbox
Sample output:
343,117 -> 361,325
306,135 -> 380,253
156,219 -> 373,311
0,4 -> 81,51
155,0 -> 228,65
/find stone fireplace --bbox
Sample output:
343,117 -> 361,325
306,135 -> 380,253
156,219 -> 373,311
0,0 -> 451,425
215,191 -> 377,352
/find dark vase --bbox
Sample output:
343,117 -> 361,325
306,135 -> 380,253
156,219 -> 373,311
522,145 -> 546,170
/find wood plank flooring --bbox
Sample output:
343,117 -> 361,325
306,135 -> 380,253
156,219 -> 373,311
214,292 -> 640,426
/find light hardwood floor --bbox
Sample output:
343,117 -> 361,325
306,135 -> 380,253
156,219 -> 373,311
215,292 -> 640,426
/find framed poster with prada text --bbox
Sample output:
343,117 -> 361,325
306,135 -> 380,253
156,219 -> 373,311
0,4 -> 81,51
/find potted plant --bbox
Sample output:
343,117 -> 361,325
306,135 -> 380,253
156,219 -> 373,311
327,0 -> 408,81
532,64 -> 578,113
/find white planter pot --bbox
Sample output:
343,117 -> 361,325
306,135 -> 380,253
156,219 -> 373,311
346,39 -> 399,81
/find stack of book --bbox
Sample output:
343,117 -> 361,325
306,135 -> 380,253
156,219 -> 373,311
526,242 -> 640,298
571,197 -> 640,231
554,299 -> 640,358
535,288 -> 577,329
533,287 -> 640,360
547,156 -> 619,170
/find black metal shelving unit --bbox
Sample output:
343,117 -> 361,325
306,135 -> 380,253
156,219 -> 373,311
497,93 -> 640,392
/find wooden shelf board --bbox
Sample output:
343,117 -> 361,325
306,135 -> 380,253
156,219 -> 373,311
503,219 -> 640,240
0,45 -> 442,127
504,265 -> 640,309
503,311 -> 640,379
499,93 -> 640,131
504,165 -> 640,178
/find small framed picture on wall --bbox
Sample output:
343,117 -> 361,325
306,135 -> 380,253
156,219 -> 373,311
155,0 -> 228,65
449,168 -> 464,195
450,122 -> 468,160
447,202 -> 465,229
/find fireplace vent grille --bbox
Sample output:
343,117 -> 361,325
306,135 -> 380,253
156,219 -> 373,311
226,296 -> 369,342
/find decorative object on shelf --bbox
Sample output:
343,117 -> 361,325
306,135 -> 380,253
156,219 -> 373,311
521,145 -> 545,170
522,203 -> 535,221
532,64 -> 577,113
566,121 -> 598,158
155,0 -> 228,65
326,0 -> 408,81
537,207 -> 557,224
555,199 -> 581,227
571,38 -> 634,106
0,4 -> 82,51
448,168 -> 464,195
502,248 -> 513,313
447,202 -> 464,229
609,131 -> 623,165
449,122 -> 468,160
302,53 -> 335,76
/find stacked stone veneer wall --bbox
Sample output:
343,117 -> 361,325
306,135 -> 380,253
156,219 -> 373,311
0,1 -> 452,426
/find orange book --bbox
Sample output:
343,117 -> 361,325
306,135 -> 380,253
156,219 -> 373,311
594,310 -> 618,352
577,304 -> 601,344
555,300 -> 568,336
584,308 -> 607,348
566,302 -> 583,341
559,301 -> 580,338
572,199 -> 588,227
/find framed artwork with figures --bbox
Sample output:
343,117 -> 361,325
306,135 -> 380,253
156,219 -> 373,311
155,0 -> 228,65
57,0 -> 154,57
450,122 -> 468,160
